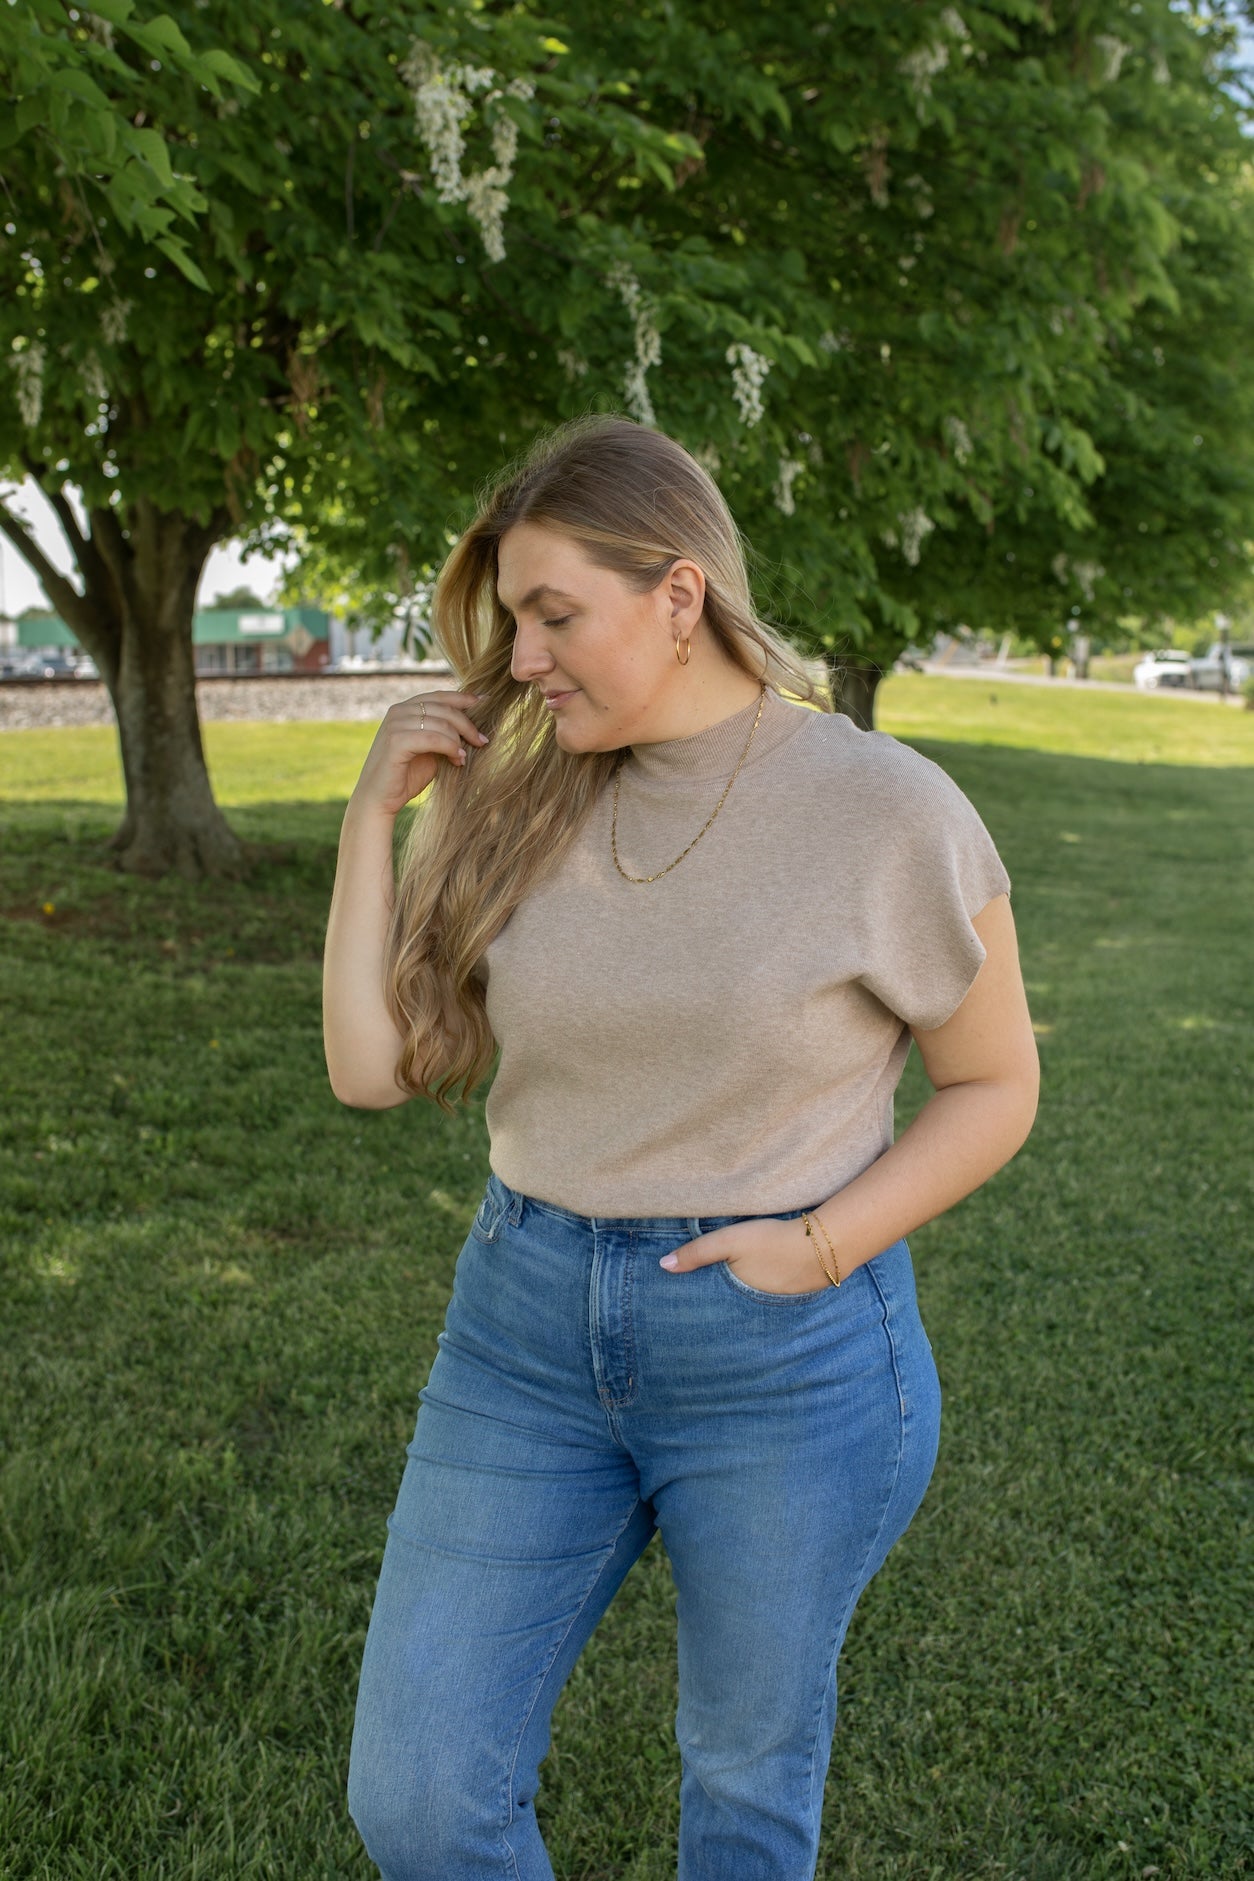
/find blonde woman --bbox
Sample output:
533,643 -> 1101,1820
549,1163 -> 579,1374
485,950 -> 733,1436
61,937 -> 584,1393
324,414 -> 1039,1881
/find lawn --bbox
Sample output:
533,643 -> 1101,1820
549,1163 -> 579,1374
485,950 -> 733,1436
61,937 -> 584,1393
0,676 -> 1250,1879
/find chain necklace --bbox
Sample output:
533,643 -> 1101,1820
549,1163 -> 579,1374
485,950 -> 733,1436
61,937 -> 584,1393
610,685 -> 767,884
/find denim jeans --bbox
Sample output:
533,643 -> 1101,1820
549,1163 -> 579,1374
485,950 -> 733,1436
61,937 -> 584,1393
348,1171 -> 941,1881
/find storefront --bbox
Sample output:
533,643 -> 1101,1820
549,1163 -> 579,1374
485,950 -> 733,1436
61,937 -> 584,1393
9,605 -> 332,674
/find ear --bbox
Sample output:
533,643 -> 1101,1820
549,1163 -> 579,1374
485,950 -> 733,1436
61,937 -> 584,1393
665,557 -> 706,632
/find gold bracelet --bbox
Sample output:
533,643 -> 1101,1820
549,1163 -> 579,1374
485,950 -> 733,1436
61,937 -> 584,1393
801,1209 -> 841,1287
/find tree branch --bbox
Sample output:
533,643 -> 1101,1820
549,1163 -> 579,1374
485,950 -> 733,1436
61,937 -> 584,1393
20,452 -> 89,562
88,498 -> 138,621
0,499 -> 92,636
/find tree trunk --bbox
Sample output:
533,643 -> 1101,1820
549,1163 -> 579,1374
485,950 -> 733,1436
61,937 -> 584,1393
1,483 -> 248,881
829,654 -> 885,730
106,606 -> 248,880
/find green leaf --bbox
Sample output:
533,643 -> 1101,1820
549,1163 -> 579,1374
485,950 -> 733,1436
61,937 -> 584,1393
128,126 -> 176,188
84,0 -> 137,23
133,12 -> 193,58
196,48 -> 262,96
156,236 -> 211,291
46,67 -> 115,111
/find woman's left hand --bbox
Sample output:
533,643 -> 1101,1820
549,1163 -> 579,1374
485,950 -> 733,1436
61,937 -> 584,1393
659,1218 -> 835,1293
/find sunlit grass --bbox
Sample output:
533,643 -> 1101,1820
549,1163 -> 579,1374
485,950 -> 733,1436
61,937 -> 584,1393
1,685 -> 1250,1877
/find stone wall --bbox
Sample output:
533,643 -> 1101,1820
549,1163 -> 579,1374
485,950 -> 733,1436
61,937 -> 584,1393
0,666 -> 458,732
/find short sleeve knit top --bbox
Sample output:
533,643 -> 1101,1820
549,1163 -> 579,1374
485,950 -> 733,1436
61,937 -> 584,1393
475,686 -> 1011,1217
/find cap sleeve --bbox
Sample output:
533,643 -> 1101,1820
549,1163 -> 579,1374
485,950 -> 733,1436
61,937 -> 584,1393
854,745 -> 1012,1032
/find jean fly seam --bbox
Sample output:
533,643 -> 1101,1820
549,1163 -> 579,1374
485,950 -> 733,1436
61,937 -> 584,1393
587,1234 -> 639,1417
499,1495 -> 650,1873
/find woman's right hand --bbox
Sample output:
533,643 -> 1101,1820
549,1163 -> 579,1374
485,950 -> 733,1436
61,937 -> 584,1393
348,689 -> 491,819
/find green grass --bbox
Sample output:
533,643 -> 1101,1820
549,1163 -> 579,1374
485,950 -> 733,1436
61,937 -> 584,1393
1,677 -> 1250,1879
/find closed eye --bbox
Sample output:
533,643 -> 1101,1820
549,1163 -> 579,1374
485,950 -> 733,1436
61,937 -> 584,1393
543,616 -> 571,628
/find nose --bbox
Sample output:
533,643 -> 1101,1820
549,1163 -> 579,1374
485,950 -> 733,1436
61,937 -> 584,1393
509,618 -> 558,688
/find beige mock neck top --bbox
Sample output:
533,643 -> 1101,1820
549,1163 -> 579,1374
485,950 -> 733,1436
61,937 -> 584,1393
476,686 -> 1011,1217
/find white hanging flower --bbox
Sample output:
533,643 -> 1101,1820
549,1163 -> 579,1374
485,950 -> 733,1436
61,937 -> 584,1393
100,298 -> 133,346
819,328 -> 853,354
773,456 -> 804,516
1051,553 -> 1070,585
692,443 -> 722,475
1071,558 -> 1104,602
1151,48 -> 1170,86
607,260 -> 662,426
81,351 -> 108,407
401,40 -> 530,259
726,342 -> 770,427
897,508 -> 935,565
13,342 -> 45,429
904,174 -> 935,219
1092,35 -> 1130,85
942,414 -> 973,464
401,42 -> 475,203
557,347 -> 588,381
939,8 -> 970,44
900,40 -> 949,107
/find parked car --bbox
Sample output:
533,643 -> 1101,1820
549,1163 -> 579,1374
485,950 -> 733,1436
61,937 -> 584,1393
1132,650 -> 1195,690
1190,642 -> 1254,692
33,651 -> 80,678
1,653 -> 32,677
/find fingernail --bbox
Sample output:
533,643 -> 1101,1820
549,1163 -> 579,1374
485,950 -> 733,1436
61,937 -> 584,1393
659,1254 -> 679,1270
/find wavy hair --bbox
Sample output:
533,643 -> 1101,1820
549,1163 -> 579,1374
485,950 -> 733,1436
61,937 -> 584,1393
384,411 -> 833,1111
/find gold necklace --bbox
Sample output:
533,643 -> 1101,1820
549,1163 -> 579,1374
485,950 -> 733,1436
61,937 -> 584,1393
610,686 -> 767,884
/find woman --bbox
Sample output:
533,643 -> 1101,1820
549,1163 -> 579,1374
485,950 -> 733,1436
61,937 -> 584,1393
323,413 -> 1039,1880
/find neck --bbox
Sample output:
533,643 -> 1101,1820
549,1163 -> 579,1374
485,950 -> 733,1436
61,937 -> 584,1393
628,671 -> 766,748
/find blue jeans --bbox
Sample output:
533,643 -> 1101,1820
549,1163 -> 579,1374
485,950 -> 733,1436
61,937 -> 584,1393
348,1172 -> 941,1881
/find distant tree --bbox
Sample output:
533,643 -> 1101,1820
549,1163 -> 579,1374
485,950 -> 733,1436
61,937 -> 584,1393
207,585 -> 270,611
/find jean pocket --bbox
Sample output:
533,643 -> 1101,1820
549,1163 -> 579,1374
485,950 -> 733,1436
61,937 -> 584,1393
469,1183 -> 505,1245
715,1259 -> 835,1306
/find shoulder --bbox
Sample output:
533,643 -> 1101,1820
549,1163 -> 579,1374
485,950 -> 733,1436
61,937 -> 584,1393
791,708 -> 979,826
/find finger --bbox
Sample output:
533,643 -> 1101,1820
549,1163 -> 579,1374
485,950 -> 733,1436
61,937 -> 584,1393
415,698 -> 491,745
658,1233 -> 726,1273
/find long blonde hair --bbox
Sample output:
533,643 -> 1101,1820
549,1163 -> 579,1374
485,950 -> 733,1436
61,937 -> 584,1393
385,411 -> 832,1110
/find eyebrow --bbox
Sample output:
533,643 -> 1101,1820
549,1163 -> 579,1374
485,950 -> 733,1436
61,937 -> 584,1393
497,583 -> 579,615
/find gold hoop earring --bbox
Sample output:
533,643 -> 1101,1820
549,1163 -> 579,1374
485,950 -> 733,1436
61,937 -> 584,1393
675,635 -> 691,666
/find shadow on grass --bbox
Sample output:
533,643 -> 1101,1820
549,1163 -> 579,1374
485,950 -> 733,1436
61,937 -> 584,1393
0,744 -> 1250,1879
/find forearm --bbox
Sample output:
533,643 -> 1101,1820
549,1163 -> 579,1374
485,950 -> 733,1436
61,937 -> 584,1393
801,1076 -> 1039,1281
322,799 -> 410,1108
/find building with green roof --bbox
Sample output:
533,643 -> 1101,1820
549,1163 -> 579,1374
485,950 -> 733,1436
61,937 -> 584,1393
8,605 -> 331,674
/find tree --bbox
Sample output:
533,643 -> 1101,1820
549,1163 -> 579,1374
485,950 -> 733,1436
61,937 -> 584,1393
1,1 -> 710,875
277,0 -> 1254,725
3,1 -> 1253,882
207,584 -> 270,611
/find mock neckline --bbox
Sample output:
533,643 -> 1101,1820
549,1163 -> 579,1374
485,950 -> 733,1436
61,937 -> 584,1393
620,686 -> 808,785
